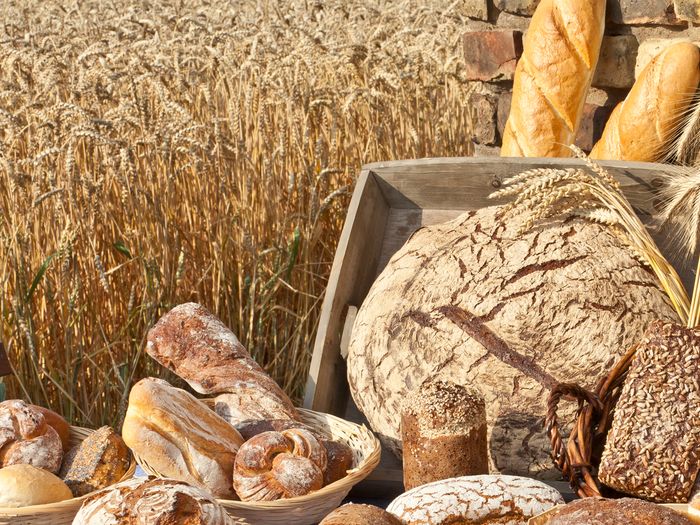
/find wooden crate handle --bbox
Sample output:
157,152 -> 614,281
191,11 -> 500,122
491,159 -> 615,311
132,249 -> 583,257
340,306 -> 358,360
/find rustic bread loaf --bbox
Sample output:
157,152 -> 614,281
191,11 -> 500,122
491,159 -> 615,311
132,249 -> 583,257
542,497 -> 693,525
347,206 -> 680,478
32,406 -> 71,453
235,419 -> 353,485
387,474 -> 563,525
590,42 -> 700,162
0,400 -> 63,473
146,302 -> 298,425
320,504 -> 404,525
500,0 -> 606,157
402,380 -> 488,490
59,426 -> 131,496
598,321 -> 700,502
121,377 -> 244,499
72,478 -> 233,525
0,464 -> 73,508
233,428 -> 327,501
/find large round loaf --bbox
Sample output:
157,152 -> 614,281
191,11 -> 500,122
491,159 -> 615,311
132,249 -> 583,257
72,478 -> 233,525
542,497 -> 693,525
386,474 -> 564,525
121,377 -> 244,498
320,504 -> 403,525
347,206 -> 679,477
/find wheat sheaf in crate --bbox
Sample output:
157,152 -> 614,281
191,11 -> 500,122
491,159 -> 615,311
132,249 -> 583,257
304,156 -> 690,495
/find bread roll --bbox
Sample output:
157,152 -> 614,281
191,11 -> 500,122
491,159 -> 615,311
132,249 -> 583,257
387,474 -> 563,525
233,428 -> 327,501
234,419 -> 353,485
401,380 -> 488,490
32,406 -> 71,452
0,464 -> 72,508
590,42 -> 700,161
0,400 -> 63,473
73,478 -> 233,525
320,504 -> 404,525
60,426 -> 131,496
501,0 -> 606,157
146,302 -> 298,425
542,497 -> 693,524
121,377 -> 244,499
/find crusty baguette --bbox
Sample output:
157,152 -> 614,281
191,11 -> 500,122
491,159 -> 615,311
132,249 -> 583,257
590,42 -> 700,162
146,302 -> 298,425
501,0 -> 606,157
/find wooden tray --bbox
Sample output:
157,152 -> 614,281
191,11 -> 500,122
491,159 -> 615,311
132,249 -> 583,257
302,157 -> 687,498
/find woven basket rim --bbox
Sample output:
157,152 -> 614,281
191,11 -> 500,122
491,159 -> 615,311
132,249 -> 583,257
135,406 -> 381,509
0,425 -> 137,515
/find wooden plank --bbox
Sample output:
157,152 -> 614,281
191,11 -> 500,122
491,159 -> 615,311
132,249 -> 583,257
370,157 -> 680,214
304,171 -> 391,415
0,343 -> 10,377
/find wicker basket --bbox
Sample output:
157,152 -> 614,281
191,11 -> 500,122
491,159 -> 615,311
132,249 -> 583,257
0,426 -> 136,525
545,343 -> 637,499
136,407 -> 381,525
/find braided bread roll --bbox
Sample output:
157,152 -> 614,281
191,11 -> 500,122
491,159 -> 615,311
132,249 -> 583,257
146,303 -> 298,425
233,428 -> 327,501
590,42 -> 700,162
501,0 -> 606,157
0,400 -> 63,473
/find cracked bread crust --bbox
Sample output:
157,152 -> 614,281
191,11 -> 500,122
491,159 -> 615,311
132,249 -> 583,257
347,206 -> 679,477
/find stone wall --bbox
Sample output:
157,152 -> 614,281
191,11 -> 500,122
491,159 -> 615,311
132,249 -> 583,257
463,0 -> 700,156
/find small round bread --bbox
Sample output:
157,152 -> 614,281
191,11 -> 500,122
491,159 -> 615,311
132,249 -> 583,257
387,474 -> 564,525
0,464 -> 73,508
320,504 -> 404,524
233,428 -> 327,501
59,426 -> 131,496
32,406 -> 71,452
73,478 -> 232,524
0,400 -> 63,473
543,497 -> 693,524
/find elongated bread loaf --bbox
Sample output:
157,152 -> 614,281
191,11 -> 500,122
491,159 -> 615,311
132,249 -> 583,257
121,378 -> 244,499
501,0 -> 606,157
146,303 -> 298,426
590,42 -> 700,162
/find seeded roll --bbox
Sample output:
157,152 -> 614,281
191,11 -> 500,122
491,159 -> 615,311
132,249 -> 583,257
60,426 -> 131,496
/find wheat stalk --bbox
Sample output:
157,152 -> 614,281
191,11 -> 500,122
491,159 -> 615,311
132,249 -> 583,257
491,147 -> 691,324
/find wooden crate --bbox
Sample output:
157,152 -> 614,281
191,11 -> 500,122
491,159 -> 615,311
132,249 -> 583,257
303,157 -> 686,498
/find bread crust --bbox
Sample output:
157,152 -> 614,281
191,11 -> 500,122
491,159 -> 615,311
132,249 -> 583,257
591,42 -> 700,161
121,378 -> 244,499
0,464 -> 72,508
320,504 -> 404,525
544,497 -> 693,525
501,0 -> 606,157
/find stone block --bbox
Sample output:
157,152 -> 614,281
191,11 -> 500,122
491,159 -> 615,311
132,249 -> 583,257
463,30 -> 523,82
494,0 -> 540,16
463,0 -> 490,20
608,0 -> 683,25
674,0 -> 700,22
472,143 -> 501,157
576,102 -> 616,152
497,92 -> 512,139
470,92 -> 499,145
593,35 -> 639,89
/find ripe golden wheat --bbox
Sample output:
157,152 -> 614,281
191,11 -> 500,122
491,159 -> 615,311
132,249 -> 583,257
0,0 -> 475,426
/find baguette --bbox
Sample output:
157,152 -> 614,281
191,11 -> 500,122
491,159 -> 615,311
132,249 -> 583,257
501,0 -> 606,157
590,42 -> 700,162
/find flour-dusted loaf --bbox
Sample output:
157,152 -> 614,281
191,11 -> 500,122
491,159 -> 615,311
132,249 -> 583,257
146,302 -> 298,425
598,321 -> 700,502
121,377 -> 244,499
0,400 -> 63,473
0,464 -> 73,508
60,426 -> 131,496
501,0 -> 606,157
347,206 -> 680,478
233,428 -> 327,501
542,497 -> 693,525
402,380 -> 488,490
590,42 -> 700,162
320,504 -> 404,525
387,474 -> 563,525
72,478 -> 233,525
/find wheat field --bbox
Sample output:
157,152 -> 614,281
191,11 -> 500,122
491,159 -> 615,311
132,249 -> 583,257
0,0 -> 475,427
